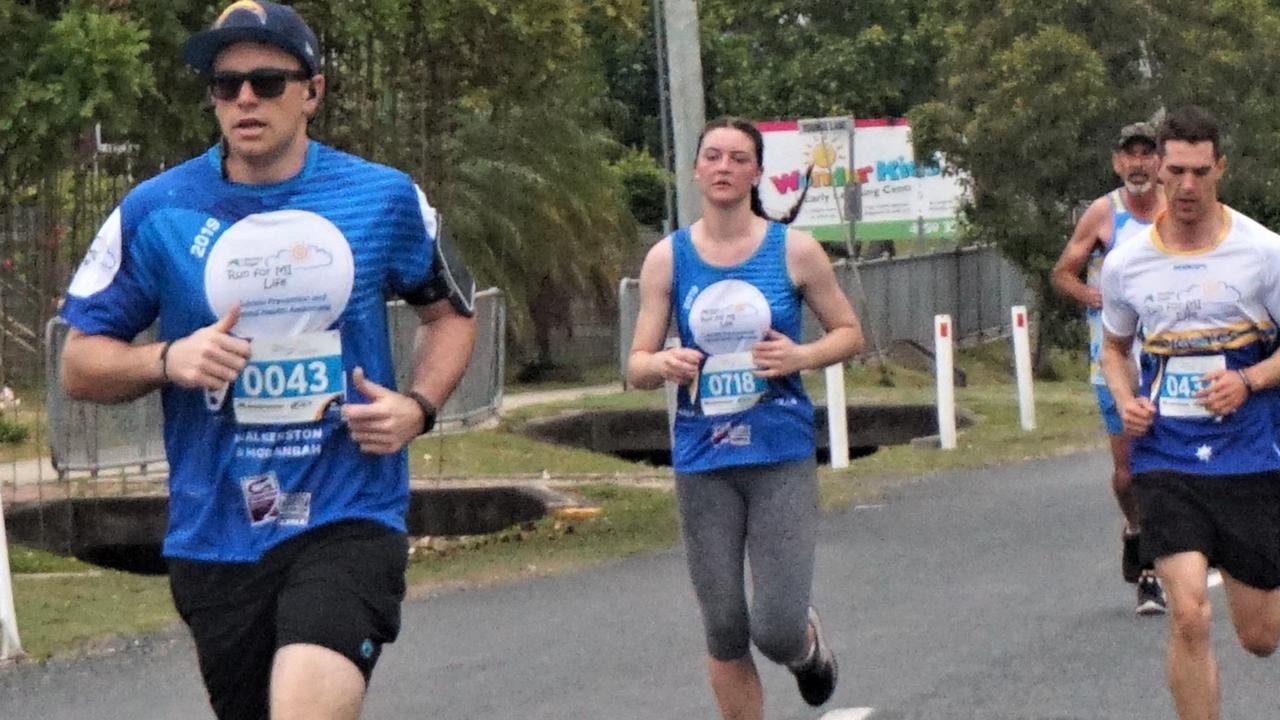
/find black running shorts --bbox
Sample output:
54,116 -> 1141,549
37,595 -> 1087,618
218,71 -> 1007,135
1133,469 -> 1280,590
168,520 -> 408,720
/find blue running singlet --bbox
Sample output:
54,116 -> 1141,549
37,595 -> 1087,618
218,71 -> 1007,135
1087,189 -> 1154,385
669,222 -> 814,474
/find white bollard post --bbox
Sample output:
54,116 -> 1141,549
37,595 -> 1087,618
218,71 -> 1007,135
1011,305 -> 1037,431
934,314 -> 957,450
0,492 -> 23,661
825,363 -> 849,469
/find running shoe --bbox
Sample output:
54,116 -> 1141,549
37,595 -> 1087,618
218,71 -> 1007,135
1122,528 -> 1142,584
1136,572 -> 1167,616
792,607 -> 838,707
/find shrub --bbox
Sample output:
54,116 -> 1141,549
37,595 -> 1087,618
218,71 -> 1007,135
611,148 -> 669,229
0,416 -> 29,444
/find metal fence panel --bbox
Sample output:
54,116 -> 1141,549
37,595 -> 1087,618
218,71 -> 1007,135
852,256 -> 893,352
45,321 -> 166,475
46,289 -> 506,476
389,288 -> 505,426
954,250 -> 983,339
617,278 -> 640,383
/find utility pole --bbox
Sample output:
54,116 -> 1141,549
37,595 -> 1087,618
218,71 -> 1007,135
661,0 -> 706,228
652,0 -> 675,235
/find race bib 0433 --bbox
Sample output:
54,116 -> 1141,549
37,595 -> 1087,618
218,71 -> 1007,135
1157,355 -> 1225,419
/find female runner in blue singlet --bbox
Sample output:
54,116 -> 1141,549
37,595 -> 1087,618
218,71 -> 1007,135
627,117 -> 863,717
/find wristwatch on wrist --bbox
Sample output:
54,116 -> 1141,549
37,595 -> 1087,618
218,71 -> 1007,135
405,390 -> 437,435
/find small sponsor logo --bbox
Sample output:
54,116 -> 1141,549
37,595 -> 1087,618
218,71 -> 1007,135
277,492 -> 311,526
710,422 -> 752,447
241,473 -> 280,525
683,286 -> 700,311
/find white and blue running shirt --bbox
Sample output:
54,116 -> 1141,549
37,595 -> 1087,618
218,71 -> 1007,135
61,142 -> 439,562
1087,189 -> 1153,385
1100,207 -> 1280,476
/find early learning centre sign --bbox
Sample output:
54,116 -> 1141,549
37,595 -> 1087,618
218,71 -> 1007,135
757,117 -> 967,246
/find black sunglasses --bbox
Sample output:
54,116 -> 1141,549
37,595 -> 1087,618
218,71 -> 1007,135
208,69 -> 311,101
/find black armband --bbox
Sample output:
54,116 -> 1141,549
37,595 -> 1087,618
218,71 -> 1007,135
400,222 -> 476,317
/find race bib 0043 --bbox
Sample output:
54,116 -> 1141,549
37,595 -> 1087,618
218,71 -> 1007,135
1157,355 -> 1225,419
233,330 -> 345,425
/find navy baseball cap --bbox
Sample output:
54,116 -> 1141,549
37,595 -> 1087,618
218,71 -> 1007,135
183,1 -> 321,77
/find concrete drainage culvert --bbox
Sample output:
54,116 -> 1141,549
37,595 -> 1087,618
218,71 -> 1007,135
521,404 -> 973,466
4,484 -> 580,575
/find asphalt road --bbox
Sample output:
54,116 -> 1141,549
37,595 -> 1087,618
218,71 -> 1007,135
4,450 -> 1278,719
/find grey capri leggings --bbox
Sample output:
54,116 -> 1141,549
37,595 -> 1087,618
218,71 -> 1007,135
675,456 -> 818,663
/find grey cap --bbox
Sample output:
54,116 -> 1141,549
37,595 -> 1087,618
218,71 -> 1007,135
1116,121 -> 1157,149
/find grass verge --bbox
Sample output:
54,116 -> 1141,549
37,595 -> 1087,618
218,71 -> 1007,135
5,343 -> 1101,662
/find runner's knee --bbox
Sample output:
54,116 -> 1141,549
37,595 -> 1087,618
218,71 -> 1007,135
1235,624 -> 1279,657
1111,467 -> 1132,494
1168,594 -> 1212,646
702,608 -> 751,662
749,611 -> 807,665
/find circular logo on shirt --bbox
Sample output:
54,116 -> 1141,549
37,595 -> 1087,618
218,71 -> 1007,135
688,279 -> 772,355
204,210 -> 355,337
68,208 -> 123,298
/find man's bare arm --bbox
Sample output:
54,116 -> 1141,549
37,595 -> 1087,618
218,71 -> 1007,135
1101,329 -> 1155,437
344,299 -> 476,455
1100,330 -> 1138,403
60,331 -> 167,403
61,307 -> 251,404
408,299 -> 476,407
1050,197 -> 1111,309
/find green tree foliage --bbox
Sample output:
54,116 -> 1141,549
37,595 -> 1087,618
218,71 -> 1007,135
583,0 -> 660,151
1145,0 -> 1280,229
105,0 -> 214,172
699,0 -> 946,119
0,0 -> 150,196
913,19 -> 1119,354
610,147 -> 668,229
914,0 -> 1280,359
12,0 -> 648,358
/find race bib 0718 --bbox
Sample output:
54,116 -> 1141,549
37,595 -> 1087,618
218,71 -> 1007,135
697,351 -> 767,417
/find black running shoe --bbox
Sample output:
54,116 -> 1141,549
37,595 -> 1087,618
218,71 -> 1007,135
1122,529 -> 1142,584
792,607 -> 838,707
1136,572 -> 1167,616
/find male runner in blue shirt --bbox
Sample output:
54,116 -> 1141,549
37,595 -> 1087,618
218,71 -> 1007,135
59,3 -> 476,718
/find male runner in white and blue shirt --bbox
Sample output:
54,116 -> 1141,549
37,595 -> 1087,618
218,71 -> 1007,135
1100,105 -> 1280,720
